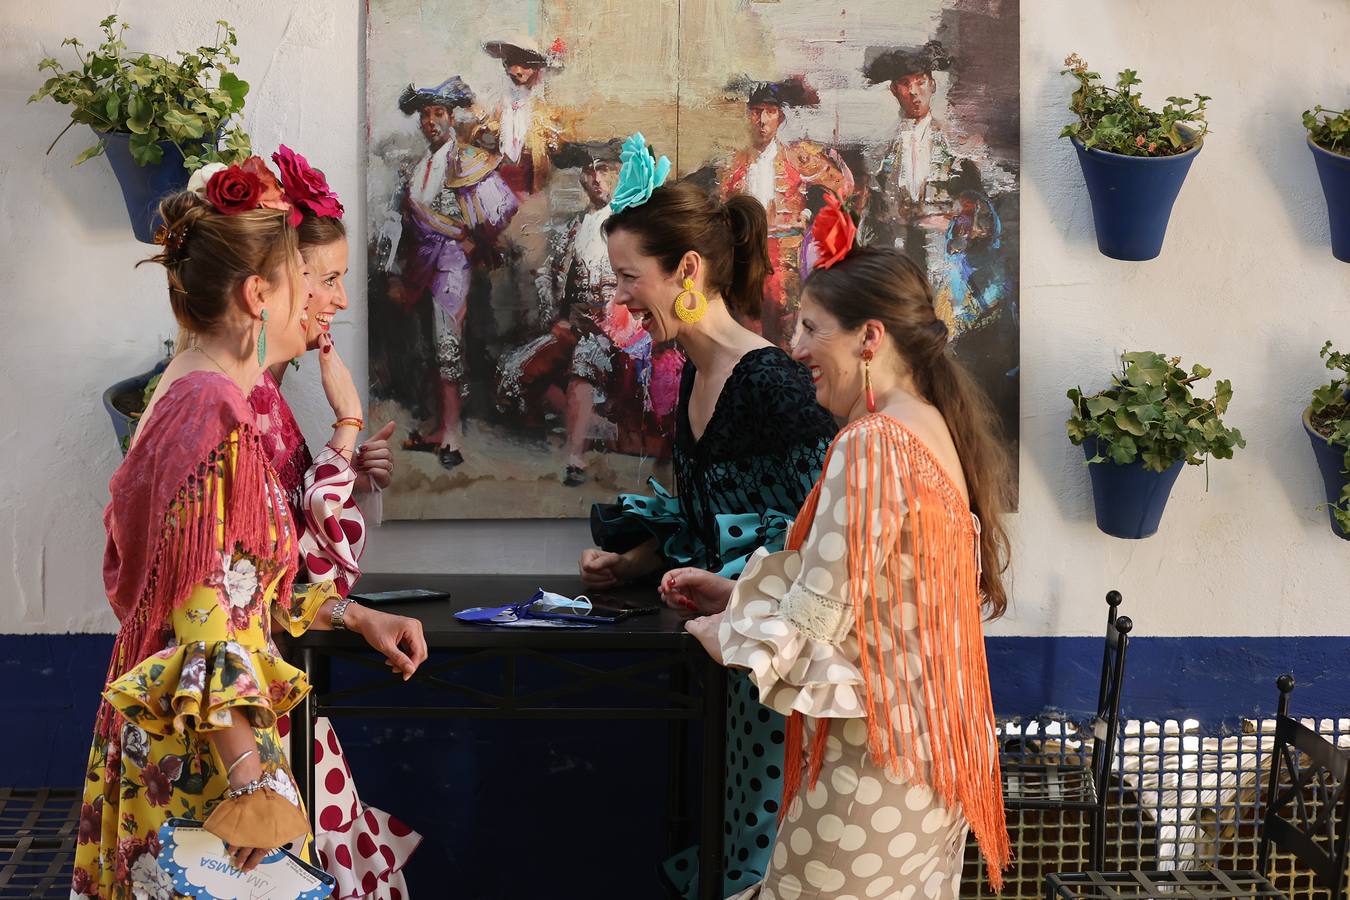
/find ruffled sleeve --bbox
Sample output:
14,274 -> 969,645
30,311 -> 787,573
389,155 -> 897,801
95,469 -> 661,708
720,424 -> 908,718
594,477 -> 796,579
296,445 -> 365,596
274,581 -> 340,638
102,426 -> 323,737
104,557 -> 310,737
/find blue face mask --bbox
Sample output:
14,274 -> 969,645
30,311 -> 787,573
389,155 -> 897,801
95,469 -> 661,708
454,589 -> 596,628
528,589 -> 593,615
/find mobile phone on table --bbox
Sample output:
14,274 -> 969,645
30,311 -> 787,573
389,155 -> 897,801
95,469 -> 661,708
348,588 -> 451,606
533,595 -> 660,623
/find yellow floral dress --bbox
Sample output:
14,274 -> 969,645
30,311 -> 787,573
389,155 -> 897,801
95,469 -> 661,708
73,429 -> 338,900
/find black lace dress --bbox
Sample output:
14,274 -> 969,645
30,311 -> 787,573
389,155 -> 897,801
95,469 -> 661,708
606,346 -> 837,898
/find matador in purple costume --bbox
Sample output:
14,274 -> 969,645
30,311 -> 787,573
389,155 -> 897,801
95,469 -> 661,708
381,76 -> 518,470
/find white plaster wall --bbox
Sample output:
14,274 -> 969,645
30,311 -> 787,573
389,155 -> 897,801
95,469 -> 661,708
1,0 -> 1346,637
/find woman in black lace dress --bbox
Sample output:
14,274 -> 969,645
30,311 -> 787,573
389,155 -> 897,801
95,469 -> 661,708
579,176 -> 837,898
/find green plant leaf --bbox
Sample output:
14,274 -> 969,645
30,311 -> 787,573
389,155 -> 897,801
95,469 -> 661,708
1213,379 -> 1233,416
1085,395 -> 1120,417
72,140 -> 105,165
1113,409 -> 1148,436
1123,351 -> 1168,387
1107,436 -> 1138,464
161,107 -> 205,139
218,72 -> 248,109
129,131 -> 163,165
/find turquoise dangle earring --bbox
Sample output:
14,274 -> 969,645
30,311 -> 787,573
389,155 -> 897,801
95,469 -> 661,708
256,308 -> 269,367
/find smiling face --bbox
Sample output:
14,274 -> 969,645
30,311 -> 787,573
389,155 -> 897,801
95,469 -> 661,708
789,292 -> 868,418
418,105 -> 453,149
748,102 -> 785,151
607,228 -> 688,345
890,71 -> 935,120
300,237 -> 350,349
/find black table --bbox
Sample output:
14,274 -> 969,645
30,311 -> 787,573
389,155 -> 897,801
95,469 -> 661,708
290,573 -> 728,899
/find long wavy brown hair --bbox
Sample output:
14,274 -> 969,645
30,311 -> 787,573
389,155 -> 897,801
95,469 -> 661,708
804,247 -> 1012,619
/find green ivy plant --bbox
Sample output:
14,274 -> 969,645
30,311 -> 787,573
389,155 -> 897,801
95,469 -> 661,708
28,15 -> 251,170
1067,351 -> 1246,474
1059,54 -> 1209,157
1307,341 -> 1350,531
1304,106 -> 1350,157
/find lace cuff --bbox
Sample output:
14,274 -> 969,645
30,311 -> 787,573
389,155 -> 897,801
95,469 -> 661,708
779,582 -> 852,643
720,548 -> 866,719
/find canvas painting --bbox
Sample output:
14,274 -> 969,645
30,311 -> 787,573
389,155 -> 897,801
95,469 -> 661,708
367,0 -> 1019,519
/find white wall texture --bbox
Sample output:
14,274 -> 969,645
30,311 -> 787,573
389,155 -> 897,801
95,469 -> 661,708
0,0 -> 1346,638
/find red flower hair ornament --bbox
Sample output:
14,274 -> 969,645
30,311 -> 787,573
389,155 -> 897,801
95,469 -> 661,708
273,144 -> 345,224
184,146 -> 343,227
811,191 -> 858,270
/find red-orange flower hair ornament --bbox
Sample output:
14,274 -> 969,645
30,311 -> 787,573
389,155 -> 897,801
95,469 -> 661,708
811,190 -> 859,269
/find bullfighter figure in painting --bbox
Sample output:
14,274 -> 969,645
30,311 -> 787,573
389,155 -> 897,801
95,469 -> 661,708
497,138 -> 681,486
478,36 -> 572,353
479,36 -> 569,197
719,76 -> 854,346
380,76 -> 518,471
864,42 -> 964,286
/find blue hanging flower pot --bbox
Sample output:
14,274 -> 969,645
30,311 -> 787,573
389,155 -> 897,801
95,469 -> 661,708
1308,138 -> 1350,263
99,130 -> 195,243
1082,437 -> 1184,539
103,359 -> 170,456
1072,137 -> 1201,261
1302,407 -> 1350,540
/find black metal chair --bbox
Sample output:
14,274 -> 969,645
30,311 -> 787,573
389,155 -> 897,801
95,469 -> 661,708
1001,590 -> 1132,872
1045,674 -> 1350,899
0,788 -> 80,899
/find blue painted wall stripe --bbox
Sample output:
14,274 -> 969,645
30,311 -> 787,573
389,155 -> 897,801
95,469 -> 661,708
6,633 -> 1348,789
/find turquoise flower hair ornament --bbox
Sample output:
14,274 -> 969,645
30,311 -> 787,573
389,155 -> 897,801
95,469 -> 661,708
610,132 -> 672,212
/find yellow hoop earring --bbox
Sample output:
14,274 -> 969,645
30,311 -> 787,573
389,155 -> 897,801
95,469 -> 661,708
673,278 -> 708,324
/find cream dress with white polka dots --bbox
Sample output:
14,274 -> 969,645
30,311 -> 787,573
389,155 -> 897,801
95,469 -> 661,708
722,425 -> 974,900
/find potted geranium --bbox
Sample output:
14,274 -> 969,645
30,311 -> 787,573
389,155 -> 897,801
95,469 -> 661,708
29,15 -> 251,242
1067,351 -> 1245,539
1303,341 -> 1350,539
1060,54 -> 1209,261
102,340 -> 174,455
1304,105 -> 1350,262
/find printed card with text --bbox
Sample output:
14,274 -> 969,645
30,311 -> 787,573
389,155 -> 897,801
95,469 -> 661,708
155,819 -> 335,900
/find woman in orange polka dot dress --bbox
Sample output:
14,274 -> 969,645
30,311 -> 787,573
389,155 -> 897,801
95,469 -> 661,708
668,246 -> 1012,898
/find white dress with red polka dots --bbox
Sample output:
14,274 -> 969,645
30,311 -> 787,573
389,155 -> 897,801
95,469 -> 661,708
280,715 -> 422,899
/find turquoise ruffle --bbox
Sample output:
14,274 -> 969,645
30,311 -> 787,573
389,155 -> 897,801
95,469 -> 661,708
614,478 -> 794,577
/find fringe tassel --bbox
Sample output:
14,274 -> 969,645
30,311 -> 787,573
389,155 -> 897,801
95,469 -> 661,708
95,427 -> 295,740
776,416 -> 1010,890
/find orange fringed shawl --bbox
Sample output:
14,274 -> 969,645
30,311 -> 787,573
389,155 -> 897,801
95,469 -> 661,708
96,371 -> 296,739
778,414 -> 1010,889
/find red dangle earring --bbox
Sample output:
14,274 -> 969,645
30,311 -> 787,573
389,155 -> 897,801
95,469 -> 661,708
861,348 -> 876,414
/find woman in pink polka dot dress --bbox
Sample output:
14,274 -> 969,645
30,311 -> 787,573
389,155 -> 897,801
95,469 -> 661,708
253,204 -> 426,900
669,248 -> 1012,899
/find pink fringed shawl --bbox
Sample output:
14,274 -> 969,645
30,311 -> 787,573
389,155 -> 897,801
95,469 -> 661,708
97,371 -> 296,738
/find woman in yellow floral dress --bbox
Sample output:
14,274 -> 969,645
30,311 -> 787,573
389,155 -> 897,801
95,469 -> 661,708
74,172 -> 427,899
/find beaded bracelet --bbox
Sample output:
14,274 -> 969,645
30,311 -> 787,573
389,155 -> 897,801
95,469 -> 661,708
225,773 -> 279,800
332,417 -> 364,430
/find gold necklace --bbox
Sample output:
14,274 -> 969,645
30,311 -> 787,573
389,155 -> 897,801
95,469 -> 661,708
192,346 -> 232,378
